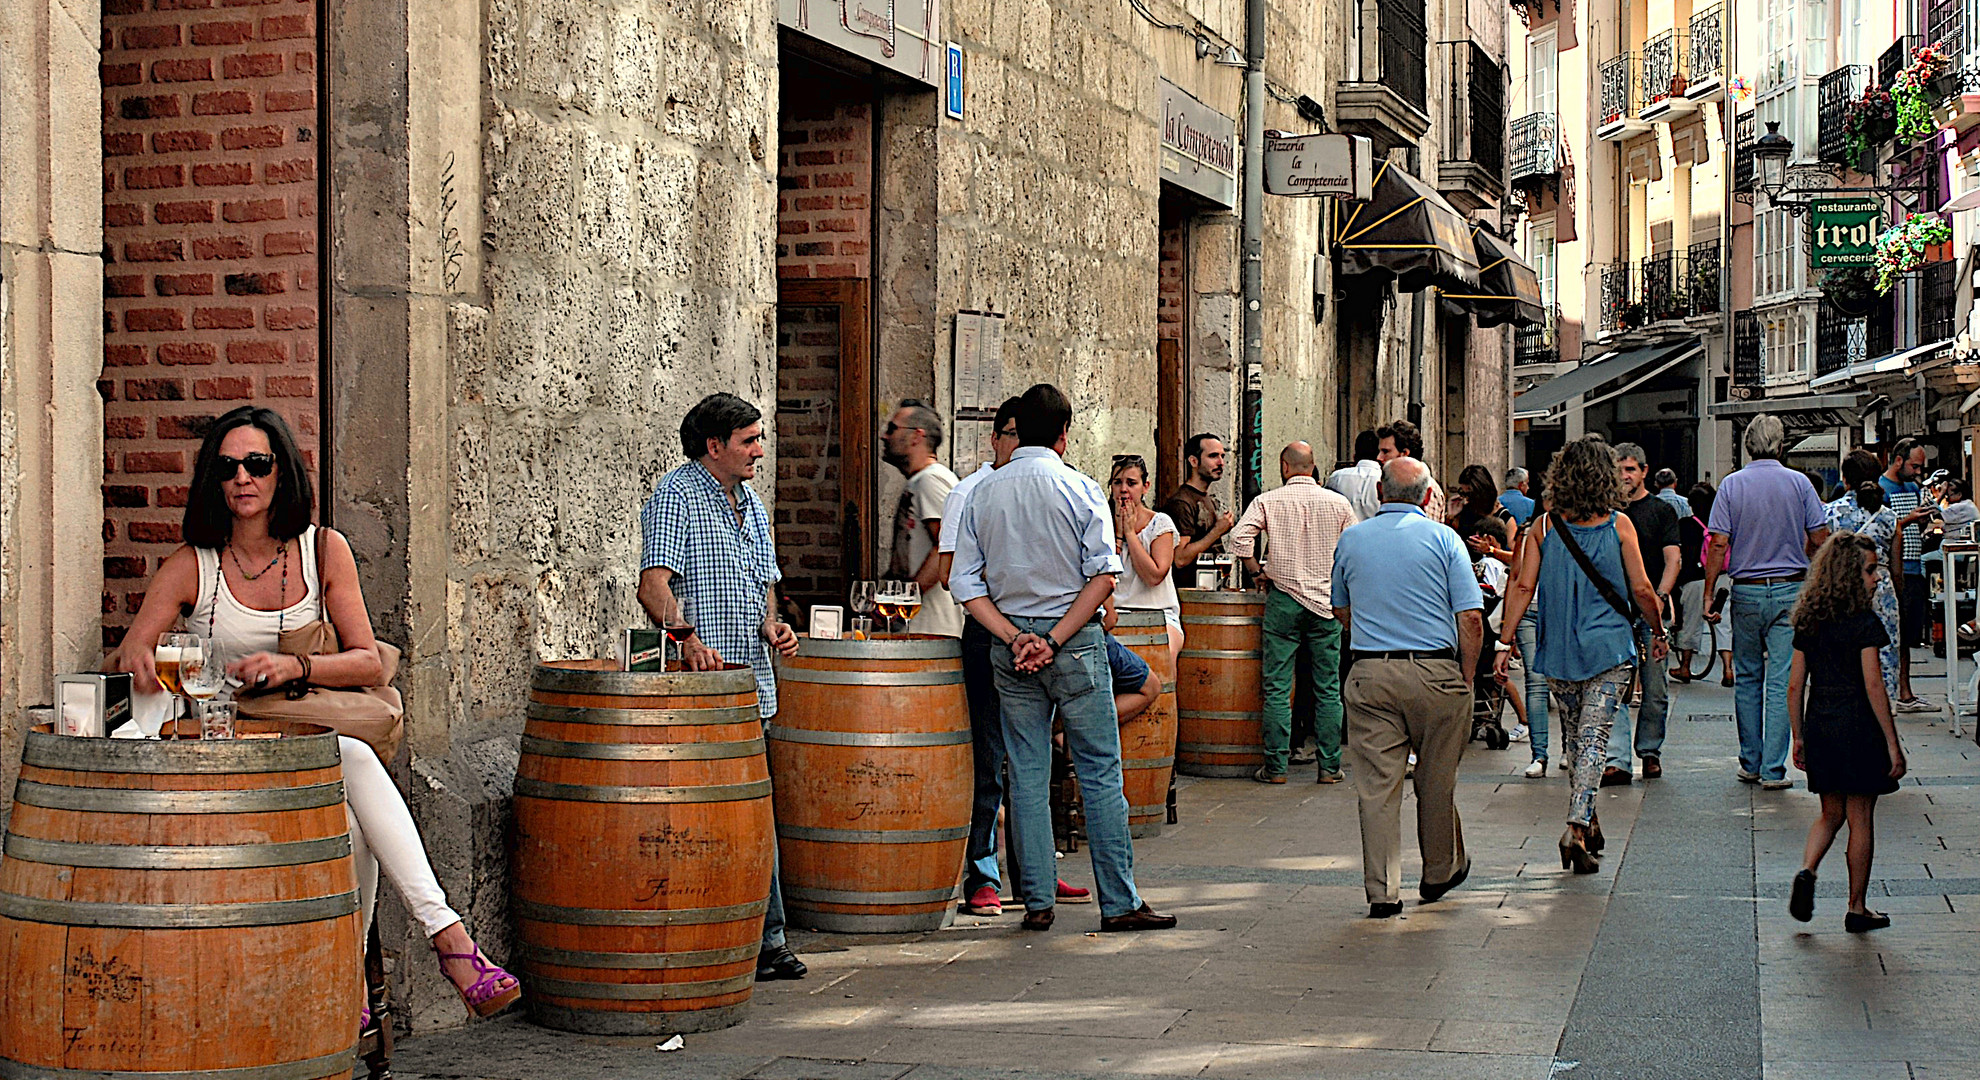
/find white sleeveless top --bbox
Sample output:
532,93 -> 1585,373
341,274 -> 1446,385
1116,512 -> 1183,623
189,525 -> 322,671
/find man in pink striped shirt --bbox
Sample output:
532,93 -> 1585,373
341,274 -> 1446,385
1230,442 -> 1360,783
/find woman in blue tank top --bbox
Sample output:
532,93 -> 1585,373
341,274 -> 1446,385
1495,437 -> 1669,874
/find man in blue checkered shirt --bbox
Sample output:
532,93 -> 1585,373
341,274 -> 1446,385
638,392 -> 804,980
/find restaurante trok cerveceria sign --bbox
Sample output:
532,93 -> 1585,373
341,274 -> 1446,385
1808,196 -> 1884,269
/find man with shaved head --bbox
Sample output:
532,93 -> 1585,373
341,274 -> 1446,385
1229,442 -> 1359,782
1331,456 -> 1484,918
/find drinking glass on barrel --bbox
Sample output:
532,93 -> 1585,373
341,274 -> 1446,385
181,642 -> 226,715
662,596 -> 696,673
896,582 -> 922,632
154,632 -> 197,740
875,580 -> 904,635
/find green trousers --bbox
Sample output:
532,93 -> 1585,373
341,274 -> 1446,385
1262,587 -> 1344,773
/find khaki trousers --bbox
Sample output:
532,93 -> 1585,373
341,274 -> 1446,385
1344,656 -> 1470,903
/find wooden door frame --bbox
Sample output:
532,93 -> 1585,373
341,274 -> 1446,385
778,278 -> 874,581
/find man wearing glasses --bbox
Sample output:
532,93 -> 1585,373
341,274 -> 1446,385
937,397 -> 1032,917
950,383 -> 1176,933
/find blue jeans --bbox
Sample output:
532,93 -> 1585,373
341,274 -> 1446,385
991,618 -> 1143,917
1608,624 -> 1668,770
961,617 -> 1012,895
1516,612 -> 1549,763
1731,581 -> 1800,782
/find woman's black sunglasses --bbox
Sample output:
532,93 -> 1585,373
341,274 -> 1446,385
216,452 -> 277,478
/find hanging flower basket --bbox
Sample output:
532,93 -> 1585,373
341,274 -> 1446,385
1895,43 -> 1956,144
1844,87 -> 1898,166
1873,213 -> 1952,294
1820,266 -> 1879,316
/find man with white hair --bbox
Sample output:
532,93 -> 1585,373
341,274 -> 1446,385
1498,467 -> 1535,526
1331,457 -> 1485,918
1703,415 -> 1830,790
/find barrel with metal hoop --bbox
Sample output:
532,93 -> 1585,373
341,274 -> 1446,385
770,636 -> 971,932
1112,611 -> 1178,837
514,660 -> 772,1035
1176,589 -> 1267,776
0,721 -> 360,1080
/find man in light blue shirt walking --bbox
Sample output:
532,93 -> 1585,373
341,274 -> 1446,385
1332,457 -> 1485,919
950,383 -> 1176,934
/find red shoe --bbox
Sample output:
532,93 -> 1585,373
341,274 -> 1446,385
962,885 -> 1003,915
1055,880 -> 1093,904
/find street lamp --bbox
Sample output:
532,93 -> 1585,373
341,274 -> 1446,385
1753,120 -> 1794,204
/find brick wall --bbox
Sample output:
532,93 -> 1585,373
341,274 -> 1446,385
776,89 -> 872,280
99,0 -> 321,647
774,305 -> 844,618
1159,219 -> 1185,342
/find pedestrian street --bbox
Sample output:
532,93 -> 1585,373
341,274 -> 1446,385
394,670 -> 1980,1080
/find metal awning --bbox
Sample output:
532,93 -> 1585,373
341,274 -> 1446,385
1334,160 -> 1482,295
1439,226 -> 1545,328
1787,432 -> 1841,454
1706,392 -> 1866,429
1807,338 -> 1952,390
1512,340 -> 1702,421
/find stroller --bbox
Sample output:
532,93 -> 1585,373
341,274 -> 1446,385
1469,562 -> 1512,750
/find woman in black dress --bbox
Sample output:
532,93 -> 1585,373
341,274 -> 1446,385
1786,533 -> 1909,932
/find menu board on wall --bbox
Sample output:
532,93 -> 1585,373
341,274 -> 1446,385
952,310 -> 1006,420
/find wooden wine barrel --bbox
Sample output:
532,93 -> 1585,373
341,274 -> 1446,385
1176,589 -> 1267,776
771,636 -> 971,932
1112,611 -> 1178,838
515,661 -> 773,1035
0,722 -> 361,1080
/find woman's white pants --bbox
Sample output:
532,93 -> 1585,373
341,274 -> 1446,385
340,735 -> 461,939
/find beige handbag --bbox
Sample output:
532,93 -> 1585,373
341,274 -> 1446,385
234,530 -> 405,763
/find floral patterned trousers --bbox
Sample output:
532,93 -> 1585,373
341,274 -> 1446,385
1549,663 -> 1633,827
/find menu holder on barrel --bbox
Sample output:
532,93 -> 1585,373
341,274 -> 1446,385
54,673 -> 132,737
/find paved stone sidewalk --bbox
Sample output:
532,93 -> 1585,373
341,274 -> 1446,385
395,669 -> 1980,1080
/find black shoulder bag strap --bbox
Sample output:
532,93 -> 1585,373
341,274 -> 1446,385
1547,513 -> 1636,624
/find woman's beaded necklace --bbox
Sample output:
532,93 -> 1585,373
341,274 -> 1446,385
214,535 -> 289,640
228,541 -> 286,581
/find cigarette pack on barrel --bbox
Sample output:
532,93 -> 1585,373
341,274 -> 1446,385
54,672 -> 132,737
620,629 -> 666,672
809,605 -> 844,640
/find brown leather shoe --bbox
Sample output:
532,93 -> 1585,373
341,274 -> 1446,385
1641,756 -> 1662,779
1099,904 -> 1177,932
1021,908 -> 1054,931
1599,766 -> 1632,787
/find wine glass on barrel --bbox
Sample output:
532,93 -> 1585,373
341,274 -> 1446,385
896,581 -> 922,634
154,632 -> 197,740
663,596 -> 696,672
875,581 -> 903,635
849,581 -> 877,640
181,642 -> 227,735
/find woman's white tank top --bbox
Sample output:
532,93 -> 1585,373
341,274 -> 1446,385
188,526 -> 322,670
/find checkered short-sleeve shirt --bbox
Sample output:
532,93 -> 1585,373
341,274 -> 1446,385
640,462 -> 783,717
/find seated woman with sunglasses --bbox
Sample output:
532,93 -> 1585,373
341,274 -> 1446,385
103,406 -> 520,1023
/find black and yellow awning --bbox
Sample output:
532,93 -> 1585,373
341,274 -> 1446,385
1439,226 -> 1545,329
1333,160 -> 1481,295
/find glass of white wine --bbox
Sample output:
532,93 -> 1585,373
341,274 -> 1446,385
154,632 -> 197,740
897,581 -> 922,632
181,642 -> 226,736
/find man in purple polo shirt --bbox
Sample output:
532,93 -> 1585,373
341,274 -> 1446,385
1702,415 -> 1831,789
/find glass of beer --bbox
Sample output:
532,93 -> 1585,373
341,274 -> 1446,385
155,632 -> 197,740
897,582 -> 922,630
875,580 -> 903,635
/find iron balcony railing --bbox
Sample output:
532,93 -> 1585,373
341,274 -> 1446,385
1819,65 -> 1870,164
1816,304 -> 1858,376
1599,54 -> 1639,129
1929,0 -> 1965,61
1924,259 -> 1959,342
1600,263 -> 1641,333
1642,253 -> 1685,323
1642,31 -> 1684,108
1377,0 -> 1429,113
1732,109 -> 1755,194
1881,35 -> 1920,90
1689,241 -> 1722,316
1689,5 -> 1724,85
1446,42 -> 1506,180
1866,292 -> 1896,358
1734,310 -> 1763,387
1515,304 -> 1560,366
1509,112 -> 1561,184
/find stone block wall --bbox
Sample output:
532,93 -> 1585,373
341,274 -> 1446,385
98,0 -> 320,646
